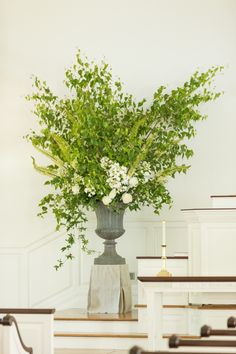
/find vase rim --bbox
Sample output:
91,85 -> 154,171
96,201 -> 126,212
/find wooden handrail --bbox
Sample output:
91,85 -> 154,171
136,256 -> 188,259
0,314 -> 33,353
138,276 -> 236,282
181,208 -> 236,211
201,324 -> 236,337
169,334 -> 236,348
228,316 -> 236,328
0,308 -> 55,314
129,346 -> 232,354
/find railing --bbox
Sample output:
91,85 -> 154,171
129,346 -> 229,354
228,316 -> 236,328
169,334 -> 236,348
0,314 -> 33,353
201,324 -> 236,337
129,316 -> 236,354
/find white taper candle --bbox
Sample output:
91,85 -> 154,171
162,220 -> 166,245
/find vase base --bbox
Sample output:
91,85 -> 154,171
94,255 -> 126,265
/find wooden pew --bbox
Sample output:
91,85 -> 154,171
169,334 -> 236,348
227,316 -> 236,328
129,346 -> 230,354
129,316 -> 236,353
0,314 -> 33,353
201,324 -> 236,337
0,308 -> 54,354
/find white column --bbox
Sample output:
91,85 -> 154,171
146,290 -> 165,350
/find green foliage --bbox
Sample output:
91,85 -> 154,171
26,50 -> 223,268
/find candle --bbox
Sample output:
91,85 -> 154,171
162,220 -> 166,245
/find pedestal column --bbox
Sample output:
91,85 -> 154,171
87,264 -> 132,313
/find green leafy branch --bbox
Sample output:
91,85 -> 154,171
26,50 -> 224,268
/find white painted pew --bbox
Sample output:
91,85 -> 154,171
0,309 -> 55,354
0,315 -> 32,353
138,276 -> 236,351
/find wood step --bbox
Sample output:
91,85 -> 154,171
135,304 -> 236,310
55,350 -> 128,354
135,304 -> 196,309
54,309 -> 139,334
54,309 -> 138,321
55,332 -> 147,339
196,304 -> 236,310
54,332 -> 143,350
55,332 -> 199,339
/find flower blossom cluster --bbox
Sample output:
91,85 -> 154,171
84,184 -> 96,197
71,175 -> 96,197
100,157 -> 139,205
101,157 -> 138,192
69,158 -> 155,206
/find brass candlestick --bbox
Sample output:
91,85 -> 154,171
157,244 -> 172,277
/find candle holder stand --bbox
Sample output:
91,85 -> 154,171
157,244 -> 172,277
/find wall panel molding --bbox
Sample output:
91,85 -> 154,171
0,218 -> 187,309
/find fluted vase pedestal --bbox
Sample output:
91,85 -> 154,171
87,203 -> 132,313
94,202 -> 126,265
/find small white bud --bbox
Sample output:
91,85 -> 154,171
58,167 -> 66,176
72,185 -> 80,194
102,196 -> 112,205
109,189 -> 117,199
129,176 -> 138,187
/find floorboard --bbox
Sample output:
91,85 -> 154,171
54,309 -> 138,321
55,349 -> 128,354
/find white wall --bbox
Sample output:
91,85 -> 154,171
0,0 -> 236,307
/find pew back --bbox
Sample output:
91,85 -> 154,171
0,309 -> 55,354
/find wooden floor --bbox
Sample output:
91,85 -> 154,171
54,308 -> 138,321
55,350 -> 128,354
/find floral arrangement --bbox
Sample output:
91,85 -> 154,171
26,51 -> 223,268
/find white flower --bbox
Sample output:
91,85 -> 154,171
122,193 -> 133,204
84,186 -> 96,197
100,157 -> 110,168
141,161 -> 151,170
143,172 -> 151,182
109,189 -> 117,199
102,196 -> 112,205
101,157 -> 131,193
149,171 -> 155,180
129,176 -> 138,188
143,171 -> 155,183
57,167 -> 66,176
72,185 -> 80,194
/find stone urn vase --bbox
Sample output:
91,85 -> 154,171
94,202 -> 126,265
